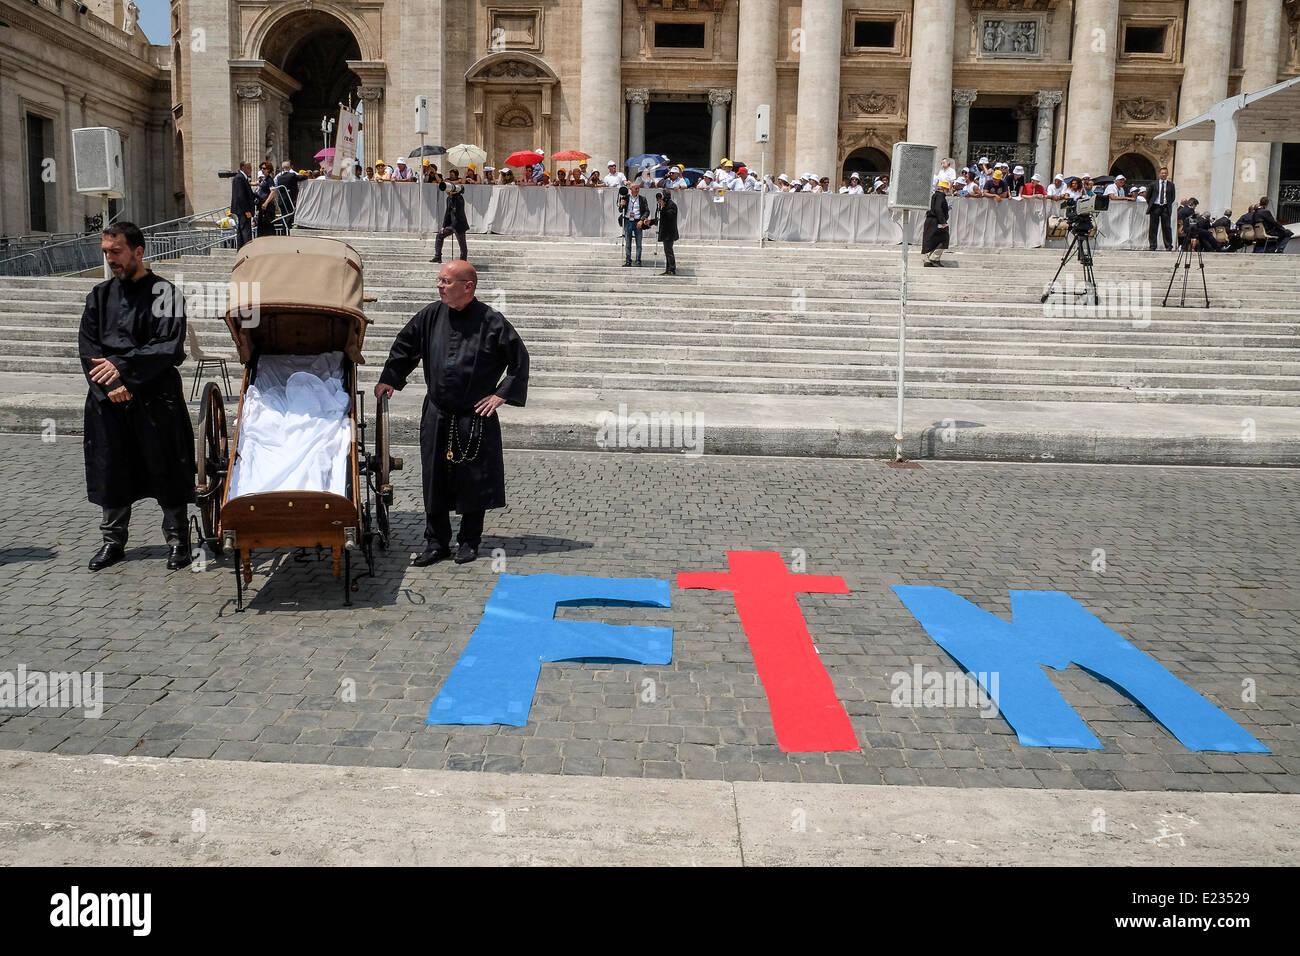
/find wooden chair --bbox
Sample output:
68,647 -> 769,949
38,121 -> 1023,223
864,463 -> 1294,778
187,322 -> 234,400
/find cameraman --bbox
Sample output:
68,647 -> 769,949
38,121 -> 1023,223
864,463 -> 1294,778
431,182 -> 469,263
1178,199 -> 1223,251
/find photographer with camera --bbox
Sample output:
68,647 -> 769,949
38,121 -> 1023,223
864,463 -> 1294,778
1178,198 -> 1223,252
430,182 -> 470,263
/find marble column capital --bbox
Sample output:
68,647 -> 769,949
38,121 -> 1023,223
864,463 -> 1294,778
708,88 -> 733,108
626,88 -> 650,107
235,84 -> 266,102
1034,89 -> 1063,109
952,89 -> 979,108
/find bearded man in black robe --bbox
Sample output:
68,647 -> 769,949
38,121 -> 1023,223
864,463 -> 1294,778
79,222 -> 195,571
374,260 -> 529,566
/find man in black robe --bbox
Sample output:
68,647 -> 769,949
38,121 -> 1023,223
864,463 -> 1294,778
922,179 -> 952,267
655,191 -> 679,276
79,222 -> 196,571
374,260 -> 529,565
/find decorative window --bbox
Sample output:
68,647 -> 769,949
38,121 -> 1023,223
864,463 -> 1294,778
845,10 -> 908,57
648,14 -> 713,58
487,8 -> 543,53
1118,17 -> 1181,63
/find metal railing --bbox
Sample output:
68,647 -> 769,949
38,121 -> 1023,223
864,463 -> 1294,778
0,207 -> 233,278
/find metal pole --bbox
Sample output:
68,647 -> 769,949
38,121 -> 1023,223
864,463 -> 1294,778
894,209 -> 909,461
759,146 -> 766,248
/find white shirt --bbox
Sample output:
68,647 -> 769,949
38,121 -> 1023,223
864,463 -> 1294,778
666,177 -> 688,189
1103,183 -> 1126,198
696,179 -> 713,190
932,167 -> 956,188
1046,182 -> 1065,198
603,171 -> 626,188
715,168 -> 734,185
844,184 -> 864,195
727,176 -> 748,191
1153,180 -> 1170,205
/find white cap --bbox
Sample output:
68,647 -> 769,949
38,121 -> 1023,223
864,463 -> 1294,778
1013,165 -> 1025,175
1053,172 -> 1064,181
978,156 -> 989,165
608,160 -> 617,166
850,172 -> 860,179
484,165 -> 495,171
777,173 -> 789,182
396,157 -> 407,165
874,178 -> 884,187
1115,173 -> 1127,180
704,171 -> 714,179
1138,186 -> 1148,192
1030,173 -> 1042,182
956,176 -> 968,185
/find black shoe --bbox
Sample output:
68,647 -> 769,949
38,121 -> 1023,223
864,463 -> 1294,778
454,543 -> 479,564
167,543 -> 192,571
659,270 -> 671,275
89,543 -> 124,572
922,260 -> 936,267
622,260 -> 632,267
411,545 -> 452,567
430,257 -> 442,263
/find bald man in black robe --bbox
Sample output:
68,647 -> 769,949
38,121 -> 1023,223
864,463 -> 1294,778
374,260 -> 529,565
79,222 -> 195,572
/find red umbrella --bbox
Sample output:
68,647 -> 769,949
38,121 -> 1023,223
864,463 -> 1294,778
504,149 -> 545,168
551,150 -> 590,162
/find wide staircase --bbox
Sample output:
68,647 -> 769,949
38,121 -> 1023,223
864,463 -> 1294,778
2,234 -> 1297,408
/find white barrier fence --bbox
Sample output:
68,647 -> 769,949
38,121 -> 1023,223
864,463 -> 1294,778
295,180 -> 1152,249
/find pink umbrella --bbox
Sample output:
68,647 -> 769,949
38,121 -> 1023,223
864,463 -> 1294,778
314,147 -> 336,160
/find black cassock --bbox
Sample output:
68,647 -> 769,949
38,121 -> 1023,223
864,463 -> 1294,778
378,299 -> 529,514
922,190 -> 950,254
78,272 -> 195,509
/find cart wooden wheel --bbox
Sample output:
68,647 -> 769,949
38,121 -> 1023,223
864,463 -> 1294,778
195,381 -> 229,556
373,395 -> 402,547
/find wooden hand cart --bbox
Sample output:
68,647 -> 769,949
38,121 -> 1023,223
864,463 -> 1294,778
192,236 -> 402,611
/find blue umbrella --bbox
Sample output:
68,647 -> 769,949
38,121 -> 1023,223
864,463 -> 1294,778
625,152 -> 668,170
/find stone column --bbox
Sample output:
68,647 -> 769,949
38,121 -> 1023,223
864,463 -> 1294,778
794,0 -> 843,177
951,89 -> 977,169
1063,0 -> 1118,176
235,84 -> 266,168
1033,90 -> 1062,181
626,88 -> 649,159
580,0 -> 622,163
358,86 -> 383,170
1232,0 -> 1283,213
906,0 -> 956,165
735,0 -> 779,156
708,89 -> 732,167
1174,0 -> 1234,203
1015,104 -> 1033,144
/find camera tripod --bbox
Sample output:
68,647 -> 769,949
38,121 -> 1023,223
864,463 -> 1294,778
1041,224 -> 1099,306
1162,240 -> 1210,307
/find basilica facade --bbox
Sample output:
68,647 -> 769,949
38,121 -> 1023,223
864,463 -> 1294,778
3,0 -> 1298,237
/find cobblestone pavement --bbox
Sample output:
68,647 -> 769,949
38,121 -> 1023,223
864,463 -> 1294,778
0,433 -> 1295,792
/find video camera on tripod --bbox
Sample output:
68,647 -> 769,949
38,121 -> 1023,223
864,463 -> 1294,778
1060,193 -> 1110,234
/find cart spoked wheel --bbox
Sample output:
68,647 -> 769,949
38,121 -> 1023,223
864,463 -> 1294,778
195,381 -> 229,556
373,395 -> 403,549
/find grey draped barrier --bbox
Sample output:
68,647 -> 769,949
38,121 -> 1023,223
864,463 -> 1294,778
949,196 -> 1049,248
294,180 -> 1149,247
674,190 -> 765,240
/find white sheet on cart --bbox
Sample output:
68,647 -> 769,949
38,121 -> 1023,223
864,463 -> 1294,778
227,351 -> 351,498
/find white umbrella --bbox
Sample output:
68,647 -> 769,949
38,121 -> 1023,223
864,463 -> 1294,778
445,144 -> 487,170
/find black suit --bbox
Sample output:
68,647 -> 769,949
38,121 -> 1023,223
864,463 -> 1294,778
1147,178 -> 1175,250
273,170 -> 307,231
1252,208 -> 1293,253
1178,206 -> 1221,252
231,171 -> 256,249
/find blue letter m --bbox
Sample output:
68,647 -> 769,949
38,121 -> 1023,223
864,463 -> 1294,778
892,587 -> 1267,753
428,574 -> 672,726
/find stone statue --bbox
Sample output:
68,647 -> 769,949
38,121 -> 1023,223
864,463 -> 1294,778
123,1 -> 140,36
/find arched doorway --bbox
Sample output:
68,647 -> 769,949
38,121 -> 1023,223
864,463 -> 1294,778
465,54 -> 560,168
259,12 -> 361,168
1110,152 -> 1158,193
843,147 -> 889,182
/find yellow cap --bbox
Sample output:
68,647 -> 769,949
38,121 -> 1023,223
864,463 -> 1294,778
468,164 -> 476,170
993,169 -> 1003,179
423,159 -> 430,165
